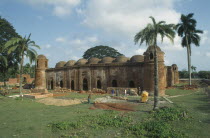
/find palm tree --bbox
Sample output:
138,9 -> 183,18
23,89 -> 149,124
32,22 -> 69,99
5,34 -> 40,96
176,13 -> 203,85
134,16 -> 175,110
191,65 -> 196,72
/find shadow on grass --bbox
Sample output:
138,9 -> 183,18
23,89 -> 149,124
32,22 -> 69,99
194,93 -> 210,114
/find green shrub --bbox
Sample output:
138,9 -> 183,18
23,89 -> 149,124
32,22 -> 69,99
152,107 -> 187,121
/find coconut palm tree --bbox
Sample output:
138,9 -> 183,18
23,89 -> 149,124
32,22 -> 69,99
176,13 -> 203,85
134,16 -> 175,110
5,34 -> 40,96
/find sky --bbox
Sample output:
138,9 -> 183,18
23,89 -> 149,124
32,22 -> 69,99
0,0 -> 210,71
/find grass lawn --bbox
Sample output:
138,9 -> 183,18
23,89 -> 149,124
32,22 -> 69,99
0,88 -> 209,137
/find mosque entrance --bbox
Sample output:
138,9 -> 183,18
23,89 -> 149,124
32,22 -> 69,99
112,80 -> 117,87
97,80 -> 101,89
71,80 -> 74,90
83,78 -> 88,91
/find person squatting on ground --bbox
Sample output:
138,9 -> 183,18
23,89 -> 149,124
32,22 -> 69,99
111,89 -> 115,96
88,94 -> 91,104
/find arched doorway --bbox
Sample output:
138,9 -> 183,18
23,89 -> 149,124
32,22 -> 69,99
97,80 -> 101,89
71,80 -> 74,90
60,80 -> 63,88
23,77 -> 27,83
51,80 -> 54,89
83,78 -> 88,91
129,81 -> 135,88
112,80 -> 117,87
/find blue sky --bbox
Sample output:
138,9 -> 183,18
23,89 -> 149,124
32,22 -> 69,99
0,0 -> 210,71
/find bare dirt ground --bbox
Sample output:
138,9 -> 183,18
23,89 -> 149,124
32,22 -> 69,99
90,103 -> 137,112
37,98 -> 87,106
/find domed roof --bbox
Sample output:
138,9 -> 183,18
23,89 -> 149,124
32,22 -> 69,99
37,55 -> 46,59
172,64 -> 177,67
76,59 -> 88,65
65,60 -> 76,67
88,57 -> 100,64
55,61 -> 66,68
130,55 -> 144,62
146,46 -> 162,52
115,56 -> 129,63
101,57 -> 115,63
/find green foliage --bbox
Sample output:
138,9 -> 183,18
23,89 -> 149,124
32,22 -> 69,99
82,45 -> 123,59
176,13 -> 203,85
152,106 -> 188,121
179,70 -> 210,79
0,16 -> 19,84
5,34 -> 40,95
50,122 -> 82,132
126,107 -> 187,138
0,16 -> 20,46
198,71 -> 210,79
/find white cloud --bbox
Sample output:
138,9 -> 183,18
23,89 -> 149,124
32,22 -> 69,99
55,35 -> 99,51
134,48 -> 146,55
55,37 -> 67,43
53,6 -> 71,17
206,52 -> 210,57
82,0 -> 180,38
19,0 -> 81,17
161,35 -> 184,51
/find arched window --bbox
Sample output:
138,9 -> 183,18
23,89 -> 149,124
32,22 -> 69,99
71,80 -> 74,90
83,78 -> 88,91
37,61 -> 39,68
112,80 -> 117,87
60,80 -> 63,88
97,80 -> 101,89
149,53 -> 154,60
129,81 -> 135,88
23,77 -> 27,83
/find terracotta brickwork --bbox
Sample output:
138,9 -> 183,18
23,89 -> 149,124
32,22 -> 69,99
35,46 -> 179,96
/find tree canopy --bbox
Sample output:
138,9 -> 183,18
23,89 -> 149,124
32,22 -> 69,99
0,16 -> 20,84
0,16 -> 20,46
83,45 -> 124,59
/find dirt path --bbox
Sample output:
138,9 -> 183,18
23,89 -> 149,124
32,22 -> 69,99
167,91 -> 200,98
90,103 -> 137,111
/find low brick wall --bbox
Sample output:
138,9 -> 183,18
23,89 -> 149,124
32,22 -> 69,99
107,87 -> 139,96
31,89 -> 48,93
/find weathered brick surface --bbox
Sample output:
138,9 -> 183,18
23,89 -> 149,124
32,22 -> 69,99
36,46 -> 179,96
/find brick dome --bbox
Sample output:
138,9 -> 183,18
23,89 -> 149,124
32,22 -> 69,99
101,57 -> 115,63
146,46 -> 162,52
76,59 -> 88,65
130,55 -> 144,62
65,60 -> 76,67
88,57 -> 100,64
115,56 -> 128,63
37,55 -> 46,59
55,61 -> 66,68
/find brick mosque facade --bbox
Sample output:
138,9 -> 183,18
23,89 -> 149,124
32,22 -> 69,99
35,46 -> 179,96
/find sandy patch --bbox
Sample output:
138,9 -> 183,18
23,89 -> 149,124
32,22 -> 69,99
37,97 -> 87,106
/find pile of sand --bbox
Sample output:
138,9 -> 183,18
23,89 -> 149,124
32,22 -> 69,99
94,96 -> 127,103
37,98 -> 86,106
